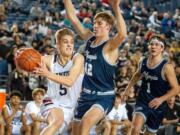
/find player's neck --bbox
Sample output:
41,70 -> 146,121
35,100 -> 41,107
58,54 -> 71,66
148,55 -> 162,67
94,35 -> 109,46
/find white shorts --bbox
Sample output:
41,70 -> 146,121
40,101 -> 74,134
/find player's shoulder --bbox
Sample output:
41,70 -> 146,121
73,52 -> 84,61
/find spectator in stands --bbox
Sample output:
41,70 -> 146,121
30,3 -> 43,19
0,53 -> 8,76
25,88 -> 46,135
6,67 -> 29,100
161,12 -> 175,38
2,91 -> 28,135
0,4 -> 6,22
147,11 -> 161,29
96,93 -> 131,135
157,96 -> 180,135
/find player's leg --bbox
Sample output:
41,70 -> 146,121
0,124 -> 4,135
131,113 -> 145,135
6,124 -> 12,135
40,108 -> 64,135
80,106 -> 104,135
72,120 -> 80,135
144,109 -> 165,135
0,114 -> 5,135
102,120 -> 111,135
144,131 -> 156,135
21,124 -> 31,135
32,121 -> 41,135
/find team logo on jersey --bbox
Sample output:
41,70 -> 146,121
142,71 -> 158,81
56,71 -> 69,76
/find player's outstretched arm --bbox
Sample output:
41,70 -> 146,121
107,0 -> 127,51
163,64 -> 179,99
63,0 -> 93,40
35,54 -> 84,87
122,70 -> 142,101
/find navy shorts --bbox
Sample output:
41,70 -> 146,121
74,91 -> 115,120
134,101 -> 166,133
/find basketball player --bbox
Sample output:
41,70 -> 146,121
2,91 -> 28,135
34,28 -> 84,135
63,0 -> 127,134
122,35 -> 179,135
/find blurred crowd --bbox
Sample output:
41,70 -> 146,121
0,0 -> 179,134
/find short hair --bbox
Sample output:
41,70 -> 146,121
55,28 -> 75,43
32,88 -> 45,98
10,90 -> 23,100
94,12 -> 114,27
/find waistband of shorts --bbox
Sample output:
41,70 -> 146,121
82,88 -> 115,96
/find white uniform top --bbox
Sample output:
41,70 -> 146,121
25,101 -> 41,124
47,53 -> 84,109
4,104 -> 22,134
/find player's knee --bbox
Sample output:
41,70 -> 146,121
33,121 -> 40,129
131,126 -> 141,135
6,124 -> 12,131
53,118 -> 64,130
81,117 -> 92,128
26,125 -> 31,132
104,121 -> 111,130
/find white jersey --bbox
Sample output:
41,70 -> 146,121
47,53 -> 84,109
4,104 -> 22,134
25,101 -> 41,125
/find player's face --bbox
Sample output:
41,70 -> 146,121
10,96 -> 21,106
57,35 -> 74,57
114,96 -> 121,107
34,92 -> 44,103
93,18 -> 110,37
148,39 -> 164,57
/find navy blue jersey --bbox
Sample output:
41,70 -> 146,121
137,57 -> 170,107
82,36 -> 116,93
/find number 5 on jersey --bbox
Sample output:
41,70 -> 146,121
59,85 -> 67,96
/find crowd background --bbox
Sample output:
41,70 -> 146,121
0,0 -> 179,134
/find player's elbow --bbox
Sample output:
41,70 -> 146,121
64,79 -> 75,87
174,86 -> 180,95
119,33 -> 127,41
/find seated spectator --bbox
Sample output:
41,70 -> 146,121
157,96 -> 180,135
25,88 -> 46,135
96,93 -> 131,135
2,91 -> 29,135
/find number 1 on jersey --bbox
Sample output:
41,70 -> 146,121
147,82 -> 150,93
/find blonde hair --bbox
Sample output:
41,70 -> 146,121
94,12 -> 114,27
55,28 -> 75,43
32,88 -> 45,98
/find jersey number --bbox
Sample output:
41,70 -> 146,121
85,63 -> 92,76
147,82 -> 150,93
59,85 -> 67,96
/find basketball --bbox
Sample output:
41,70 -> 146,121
16,48 -> 42,72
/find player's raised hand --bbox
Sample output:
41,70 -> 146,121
108,0 -> 121,8
33,58 -> 49,77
